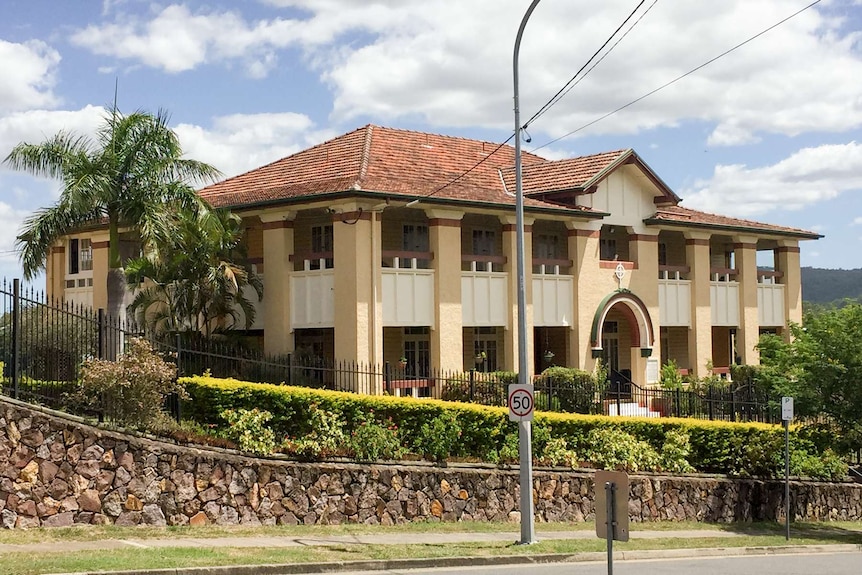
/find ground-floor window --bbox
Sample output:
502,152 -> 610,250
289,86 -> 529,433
472,327 -> 499,372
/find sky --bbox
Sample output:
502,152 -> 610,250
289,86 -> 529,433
2,0 -> 862,285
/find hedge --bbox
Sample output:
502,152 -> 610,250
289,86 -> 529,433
180,376 -> 846,478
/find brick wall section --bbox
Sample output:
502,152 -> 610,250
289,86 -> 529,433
1,398 -> 860,529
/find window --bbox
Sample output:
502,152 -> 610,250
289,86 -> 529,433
473,327 -> 498,372
601,321 -> 619,373
310,225 -> 334,269
658,242 -> 667,267
402,224 -> 429,252
472,229 -> 495,256
600,238 -> 617,261
534,234 -> 559,260
68,238 -> 93,275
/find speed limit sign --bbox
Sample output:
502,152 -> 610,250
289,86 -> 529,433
508,384 -> 534,422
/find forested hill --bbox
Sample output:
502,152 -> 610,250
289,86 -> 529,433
801,267 -> 862,304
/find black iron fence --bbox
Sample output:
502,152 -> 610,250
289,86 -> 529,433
0,278 -> 774,423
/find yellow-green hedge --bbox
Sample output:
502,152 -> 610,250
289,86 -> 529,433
180,376 -> 837,477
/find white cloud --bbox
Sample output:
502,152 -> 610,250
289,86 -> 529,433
680,141 -> 862,216
0,40 -> 61,113
174,112 -> 336,178
853,217 -> 862,226
66,1 -> 862,144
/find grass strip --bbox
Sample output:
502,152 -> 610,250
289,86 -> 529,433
2,528 -> 860,575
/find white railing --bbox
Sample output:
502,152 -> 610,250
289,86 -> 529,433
382,267 -> 435,326
462,267 -> 508,327
758,283 -> 785,327
710,280 -> 739,326
291,269 -> 335,328
532,273 -> 573,326
658,278 -> 691,327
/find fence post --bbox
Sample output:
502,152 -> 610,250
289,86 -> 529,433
11,279 -> 20,399
97,309 -> 105,360
384,362 -> 391,394
675,387 -> 681,418
174,332 -> 182,423
469,369 -> 475,402
708,387 -> 714,421
730,388 -> 737,423
286,353 -> 292,385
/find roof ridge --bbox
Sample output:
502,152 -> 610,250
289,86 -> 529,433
356,124 -> 374,188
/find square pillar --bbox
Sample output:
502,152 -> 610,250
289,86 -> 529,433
427,210 -> 464,373
260,211 -> 296,356
90,233 -> 110,313
734,237 -> 760,365
332,205 -> 383,392
776,241 -> 802,336
685,232 -> 712,378
500,216 -> 534,376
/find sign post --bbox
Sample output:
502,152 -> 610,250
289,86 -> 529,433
595,470 -> 629,575
781,396 -> 794,541
508,384 -> 535,544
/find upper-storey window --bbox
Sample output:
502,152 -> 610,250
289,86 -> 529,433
472,229 -> 495,256
534,234 -> 559,260
310,224 -> 333,270
68,238 -> 93,274
658,242 -> 668,267
403,224 -> 429,251
600,237 -> 617,261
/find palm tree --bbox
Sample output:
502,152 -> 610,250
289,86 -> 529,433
5,107 -> 221,321
125,208 -> 263,339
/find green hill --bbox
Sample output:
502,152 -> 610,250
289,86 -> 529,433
801,267 -> 862,304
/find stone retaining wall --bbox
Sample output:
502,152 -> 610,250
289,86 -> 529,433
1,398 -> 860,528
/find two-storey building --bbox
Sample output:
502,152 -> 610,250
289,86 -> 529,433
46,125 -> 819,391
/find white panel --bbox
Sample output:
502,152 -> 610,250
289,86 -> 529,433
462,272 -> 508,326
236,282 -> 265,330
532,276 -> 573,327
64,288 -> 93,309
758,284 -> 785,327
290,271 -> 334,328
710,281 -> 739,326
382,269 -> 434,326
658,279 -> 691,327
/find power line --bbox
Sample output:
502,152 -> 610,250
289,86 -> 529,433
531,0 -> 824,152
407,1 -> 653,204
524,0 -> 653,130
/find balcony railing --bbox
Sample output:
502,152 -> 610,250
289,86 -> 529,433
710,267 -> 739,326
382,251 -> 435,326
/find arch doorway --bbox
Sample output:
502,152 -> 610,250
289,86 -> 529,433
590,289 -> 656,387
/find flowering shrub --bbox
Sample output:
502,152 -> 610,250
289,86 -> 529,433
283,403 -> 347,458
414,412 -> 462,462
348,418 -> 405,461
221,408 -> 277,455
71,338 -> 181,428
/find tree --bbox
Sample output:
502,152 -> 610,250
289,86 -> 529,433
758,303 -> 862,452
125,209 -> 263,338
5,107 -> 221,322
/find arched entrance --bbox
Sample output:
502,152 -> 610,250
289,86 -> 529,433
590,289 -> 656,387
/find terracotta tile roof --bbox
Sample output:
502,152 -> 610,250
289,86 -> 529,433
198,125 -> 586,211
498,149 -> 631,194
647,205 -> 821,238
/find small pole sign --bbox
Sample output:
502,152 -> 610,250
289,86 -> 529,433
595,470 -> 629,575
508,384 -> 534,422
781,396 -> 794,421
781,396 -> 793,541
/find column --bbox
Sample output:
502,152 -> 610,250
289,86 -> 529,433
734,237 -> 759,365
47,242 -> 65,302
685,232 -> 712,378
501,216 -> 534,375
568,224 -> 601,371
427,209 -> 464,374
628,231 -> 661,371
90,232 -> 110,313
332,203 -> 383,392
776,240 -> 802,337
260,211 -> 296,356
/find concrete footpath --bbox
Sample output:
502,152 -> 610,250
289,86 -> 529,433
13,528 -> 861,575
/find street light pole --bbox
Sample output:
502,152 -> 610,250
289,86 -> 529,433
513,0 -> 542,546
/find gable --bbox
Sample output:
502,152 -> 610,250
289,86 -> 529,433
579,164 -> 667,230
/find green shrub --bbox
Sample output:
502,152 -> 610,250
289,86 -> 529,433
414,412 -> 462,462
180,375 -> 847,479
348,419 -> 406,461
282,403 -> 347,459
659,360 -> 684,391
538,366 -> 604,414
583,427 -> 660,472
221,408 -> 277,455
659,430 -> 695,473
69,337 -> 182,428
540,437 -> 578,467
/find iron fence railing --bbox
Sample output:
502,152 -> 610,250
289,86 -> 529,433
0,277 -> 775,423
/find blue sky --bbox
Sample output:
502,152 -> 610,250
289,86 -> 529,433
2,0 -> 862,284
